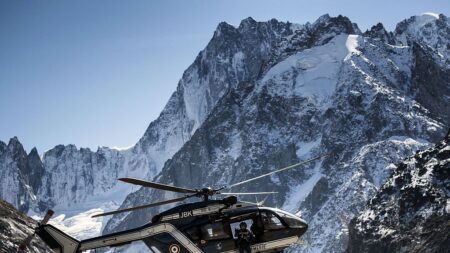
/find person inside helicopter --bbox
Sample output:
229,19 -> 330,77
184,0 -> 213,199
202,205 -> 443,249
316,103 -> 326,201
235,222 -> 254,253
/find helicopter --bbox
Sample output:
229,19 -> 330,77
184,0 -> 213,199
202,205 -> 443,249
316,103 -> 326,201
20,154 -> 329,253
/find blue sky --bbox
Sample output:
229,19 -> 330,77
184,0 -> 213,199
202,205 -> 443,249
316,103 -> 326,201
1,0 -> 448,153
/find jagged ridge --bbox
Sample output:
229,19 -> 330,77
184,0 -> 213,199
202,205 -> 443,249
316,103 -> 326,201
347,131 -> 450,253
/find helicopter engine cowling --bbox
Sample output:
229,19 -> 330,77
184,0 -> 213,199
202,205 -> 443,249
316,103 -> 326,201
221,196 -> 238,205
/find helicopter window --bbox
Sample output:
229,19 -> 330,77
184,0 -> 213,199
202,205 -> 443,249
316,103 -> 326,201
201,222 -> 231,240
230,219 -> 253,238
261,211 -> 285,230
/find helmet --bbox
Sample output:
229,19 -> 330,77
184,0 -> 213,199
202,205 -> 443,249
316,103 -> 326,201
239,222 -> 247,228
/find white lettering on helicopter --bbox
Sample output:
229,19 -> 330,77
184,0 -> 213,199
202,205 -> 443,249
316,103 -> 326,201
179,210 -> 193,218
251,244 -> 266,251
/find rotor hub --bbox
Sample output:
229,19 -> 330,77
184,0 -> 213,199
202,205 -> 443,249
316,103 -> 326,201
199,187 -> 215,199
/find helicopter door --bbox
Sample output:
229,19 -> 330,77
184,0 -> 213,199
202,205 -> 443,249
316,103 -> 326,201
230,219 -> 253,239
199,222 -> 235,252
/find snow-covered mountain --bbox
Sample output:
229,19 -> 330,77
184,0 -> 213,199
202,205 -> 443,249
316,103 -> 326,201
0,13 -> 449,253
1,16 -> 303,215
1,14 -> 313,242
103,13 -> 450,253
347,130 -> 450,253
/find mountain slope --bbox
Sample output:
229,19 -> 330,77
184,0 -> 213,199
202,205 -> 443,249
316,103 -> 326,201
0,200 -> 51,253
104,13 -> 450,253
347,130 -> 450,253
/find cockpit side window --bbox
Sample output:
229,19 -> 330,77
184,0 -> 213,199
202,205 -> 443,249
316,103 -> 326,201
200,222 -> 231,241
260,211 -> 285,230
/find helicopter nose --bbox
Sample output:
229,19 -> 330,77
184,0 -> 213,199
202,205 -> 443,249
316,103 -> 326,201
296,217 -> 308,236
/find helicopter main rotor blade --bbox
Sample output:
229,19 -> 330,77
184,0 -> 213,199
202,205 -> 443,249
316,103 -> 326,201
119,177 -> 198,194
228,153 -> 331,189
19,233 -> 35,251
91,194 -> 196,218
219,192 -> 278,195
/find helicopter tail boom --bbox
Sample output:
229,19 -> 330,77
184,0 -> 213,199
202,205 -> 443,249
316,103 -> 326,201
36,224 -> 80,253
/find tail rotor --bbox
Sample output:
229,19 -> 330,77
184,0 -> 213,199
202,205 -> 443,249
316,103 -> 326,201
19,209 -> 54,251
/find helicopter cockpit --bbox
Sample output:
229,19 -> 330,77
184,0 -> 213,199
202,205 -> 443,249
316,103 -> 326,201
175,206 -> 308,253
186,206 -> 307,243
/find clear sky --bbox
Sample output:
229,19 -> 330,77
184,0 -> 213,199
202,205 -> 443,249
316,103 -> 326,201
1,0 -> 448,153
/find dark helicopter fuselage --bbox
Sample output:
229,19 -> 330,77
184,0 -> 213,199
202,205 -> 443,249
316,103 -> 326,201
37,197 -> 308,253
145,199 -> 308,253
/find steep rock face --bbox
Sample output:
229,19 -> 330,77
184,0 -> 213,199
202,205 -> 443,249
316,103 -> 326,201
0,199 -> 51,253
0,138 -> 45,212
1,15 -> 308,215
1,14 -> 360,217
347,131 -> 450,253
392,14 -> 450,128
38,145 -> 137,211
395,13 -> 450,65
39,18 -> 326,213
133,15 -> 314,164
105,14 -> 449,253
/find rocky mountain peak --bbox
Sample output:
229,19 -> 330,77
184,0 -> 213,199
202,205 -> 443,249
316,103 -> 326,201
312,13 -> 331,25
42,143 -> 83,160
214,21 -> 239,38
395,13 -> 450,63
309,14 -> 361,46
28,147 -> 38,156
237,16 -> 295,38
312,14 -> 359,33
7,136 -> 24,151
364,22 -> 395,44
238,16 -> 257,29
395,12 -> 443,34
6,137 -> 27,170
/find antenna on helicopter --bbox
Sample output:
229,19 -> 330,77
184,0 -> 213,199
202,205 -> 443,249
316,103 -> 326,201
92,153 -> 330,218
